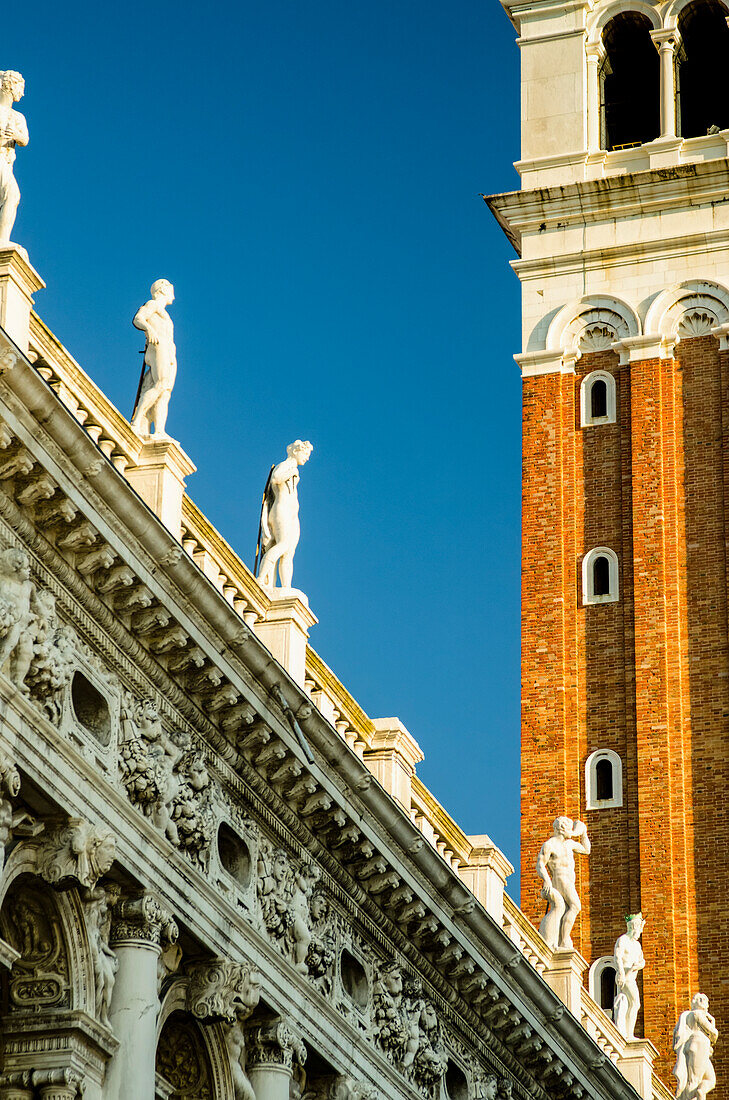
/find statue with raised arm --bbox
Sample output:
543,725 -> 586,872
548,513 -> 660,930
673,993 -> 718,1100
255,440 -> 313,590
613,912 -> 646,1040
536,816 -> 590,950
131,279 -> 177,437
0,71 -> 28,246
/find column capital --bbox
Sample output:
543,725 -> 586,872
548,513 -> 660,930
245,1019 -> 307,1073
650,27 -> 681,50
585,40 -> 606,62
0,1072 -> 33,1100
110,892 -> 178,949
31,1069 -> 84,1100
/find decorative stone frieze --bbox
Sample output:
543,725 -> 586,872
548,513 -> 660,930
372,963 -> 447,1092
37,817 -> 116,891
83,882 -> 120,1028
257,839 -> 320,974
187,956 -> 261,1023
110,892 -> 177,948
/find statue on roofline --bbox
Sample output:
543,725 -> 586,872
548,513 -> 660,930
0,70 -> 28,246
254,440 -> 313,591
535,816 -> 590,950
131,279 -> 177,438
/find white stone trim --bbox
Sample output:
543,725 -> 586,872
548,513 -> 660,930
586,0 -> 662,45
546,295 -> 640,362
644,279 -> 729,342
515,350 -> 573,377
589,955 -> 618,1016
580,370 -> 617,427
613,334 -> 677,364
661,0 -> 727,32
582,546 -> 620,605
585,749 -> 623,809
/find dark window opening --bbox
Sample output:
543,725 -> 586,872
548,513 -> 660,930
602,14 -> 660,150
595,757 -> 614,801
593,555 -> 611,596
340,949 -> 369,1008
445,1062 -> 469,1100
590,378 -> 609,419
217,823 -> 251,888
678,0 -> 729,138
71,672 -> 111,745
599,966 -> 617,1013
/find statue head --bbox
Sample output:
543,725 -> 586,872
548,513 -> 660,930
0,71 -> 24,103
150,279 -> 174,305
0,752 -> 20,798
310,891 -> 328,922
626,912 -> 645,938
1,547 -> 29,580
287,440 -> 313,466
478,1076 -> 499,1100
691,992 -> 710,1012
91,827 -> 117,878
553,816 -> 573,838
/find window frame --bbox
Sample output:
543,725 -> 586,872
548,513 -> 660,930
582,546 -> 620,605
589,955 -> 619,1018
586,748 -> 624,810
580,370 -> 617,427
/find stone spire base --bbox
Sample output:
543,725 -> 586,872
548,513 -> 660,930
255,589 -> 317,688
0,245 -> 44,355
124,436 -> 196,538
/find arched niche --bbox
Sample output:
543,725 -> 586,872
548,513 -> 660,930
677,0 -> 729,137
644,279 -> 729,341
157,979 -> 233,1099
546,295 -> 640,360
0,844 -> 95,1019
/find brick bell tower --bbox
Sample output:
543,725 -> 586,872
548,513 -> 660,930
487,0 -> 729,1083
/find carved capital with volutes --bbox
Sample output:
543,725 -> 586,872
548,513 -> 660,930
245,1019 -> 307,1073
0,1071 -> 33,1100
110,892 -> 178,949
187,957 -> 262,1024
31,1069 -> 84,1100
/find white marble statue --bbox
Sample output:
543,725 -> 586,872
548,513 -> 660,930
131,279 -> 177,437
0,71 -> 28,246
256,440 -> 313,590
0,547 -> 38,689
613,912 -> 646,1040
536,816 -> 590,950
673,993 -> 718,1100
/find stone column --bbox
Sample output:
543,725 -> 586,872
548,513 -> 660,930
104,895 -> 178,1100
651,30 -> 681,139
245,1021 -> 306,1100
585,43 -> 606,152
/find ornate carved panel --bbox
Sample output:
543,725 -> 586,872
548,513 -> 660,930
0,876 -> 70,1012
156,1010 -> 214,1100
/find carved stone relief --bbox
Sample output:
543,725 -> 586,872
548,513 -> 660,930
256,839 -> 320,974
372,963 -> 447,1093
0,876 -> 71,1013
187,957 -> 261,1024
156,1010 -> 214,1100
37,818 -> 116,891
83,882 -> 119,1028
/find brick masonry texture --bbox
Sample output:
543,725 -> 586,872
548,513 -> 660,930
521,338 -> 729,1084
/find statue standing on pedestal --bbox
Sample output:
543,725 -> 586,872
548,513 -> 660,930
0,71 -> 28,246
255,440 -> 313,590
535,816 -> 590,950
613,912 -> 646,1040
131,279 -> 177,437
673,993 -> 718,1100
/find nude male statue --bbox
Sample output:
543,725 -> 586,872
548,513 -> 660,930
613,912 -> 646,1040
536,816 -> 591,950
673,993 -> 718,1100
0,71 -> 28,245
0,547 -> 39,690
256,440 -> 313,590
131,279 -> 177,437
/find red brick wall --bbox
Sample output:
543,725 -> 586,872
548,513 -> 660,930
521,340 -> 729,1082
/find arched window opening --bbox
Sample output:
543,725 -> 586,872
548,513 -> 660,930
601,14 -> 660,150
591,378 -> 608,419
580,370 -> 617,426
586,749 -> 623,809
678,0 -> 729,138
583,547 -> 619,605
593,556 -> 611,596
445,1062 -> 469,1100
595,757 -> 614,801
600,966 -> 617,1013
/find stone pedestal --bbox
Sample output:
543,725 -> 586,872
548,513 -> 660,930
616,1038 -> 658,1100
124,437 -> 196,539
105,895 -> 177,1100
459,836 -> 514,926
255,590 -> 317,688
364,718 -> 423,810
245,1021 -> 306,1100
543,948 -> 588,1017
0,246 -> 44,355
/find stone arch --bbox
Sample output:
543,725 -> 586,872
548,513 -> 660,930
644,279 -> 729,340
546,295 -> 640,359
157,978 -> 234,1099
662,0 -> 729,31
586,0 -> 662,45
0,842 -> 95,1017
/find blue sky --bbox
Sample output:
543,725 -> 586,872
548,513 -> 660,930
3,3 -> 524,873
